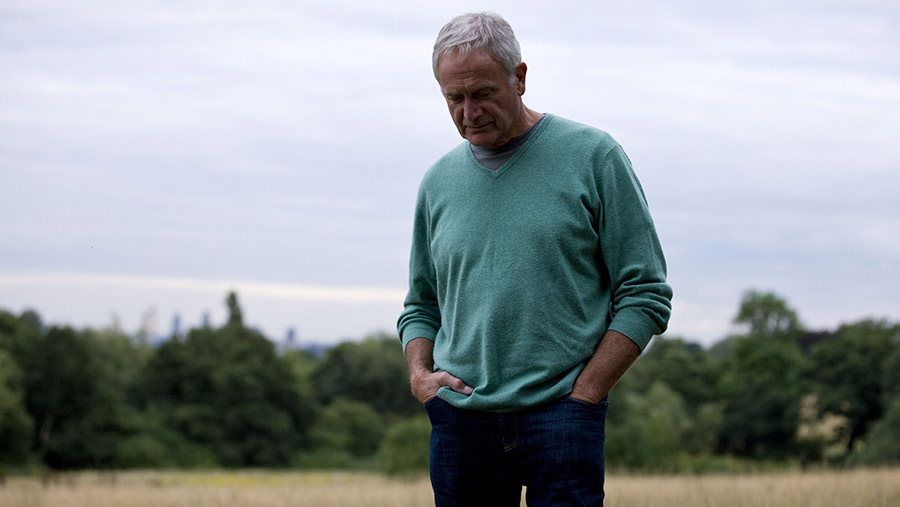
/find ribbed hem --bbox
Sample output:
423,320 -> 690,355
400,323 -> 438,352
608,310 -> 665,352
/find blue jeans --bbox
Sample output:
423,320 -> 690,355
425,396 -> 608,506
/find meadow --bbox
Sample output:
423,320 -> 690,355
1,468 -> 898,507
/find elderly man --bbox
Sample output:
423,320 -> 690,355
398,12 -> 672,506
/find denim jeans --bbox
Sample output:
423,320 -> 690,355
425,395 -> 608,506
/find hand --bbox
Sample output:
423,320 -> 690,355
405,337 -> 473,403
410,369 -> 473,403
569,330 -> 641,405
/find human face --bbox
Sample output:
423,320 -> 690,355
436,50 -> 528,149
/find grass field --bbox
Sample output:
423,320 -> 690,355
1,468 -> 898,506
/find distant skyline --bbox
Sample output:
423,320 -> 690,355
2,0 -> 898,347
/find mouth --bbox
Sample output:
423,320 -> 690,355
465,123 -> 492,133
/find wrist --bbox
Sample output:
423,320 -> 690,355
571,382 -> 604,405
410,367 -> 433,383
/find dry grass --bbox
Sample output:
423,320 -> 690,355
607,468 -> 900,507
0,468 -> 897,506
0,471 -> 433,507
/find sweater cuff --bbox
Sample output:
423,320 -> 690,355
608,310 -> 664,352
400,323 -> 438,352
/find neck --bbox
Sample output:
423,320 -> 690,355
514,107 -> 543,137
492,106 -> 542,149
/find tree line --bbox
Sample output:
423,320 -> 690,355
1,290 -> 899,474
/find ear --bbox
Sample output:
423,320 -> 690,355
515,62 -> 527,95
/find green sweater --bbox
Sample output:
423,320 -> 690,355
398,114 -> 672,412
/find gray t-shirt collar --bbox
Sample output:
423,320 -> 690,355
470,115 -> 545,170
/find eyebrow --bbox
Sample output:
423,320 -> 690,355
444,85 -> 498,98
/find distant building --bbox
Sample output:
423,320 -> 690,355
171,313 -> 183,340
285,327 -> 296,348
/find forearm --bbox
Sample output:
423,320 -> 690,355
405,337 -> 435,378
570,329 -> 641,404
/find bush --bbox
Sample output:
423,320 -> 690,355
607,382 -> 691,472
378,416 -> 430,476
848,396 -> 900,467
292,448 -> 355,470
309,399 -> 385,459
114,433 -> 217,469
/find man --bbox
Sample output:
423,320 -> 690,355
398,12 -> 672,506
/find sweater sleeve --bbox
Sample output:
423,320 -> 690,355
597,145 -> 673,351
397,184 -> 442,352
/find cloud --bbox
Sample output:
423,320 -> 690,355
1,0 -> 898,346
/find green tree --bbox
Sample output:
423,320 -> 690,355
711,291 -> 809,459
25,324 -> 158,468
716,335 -> 808,458
0,308 -> 42,369
607,382 -> 692,471
808,318 -> 900,455
883,344 -> 900,403
17,326 -> 98,465
626,336 -> 721,412
688,402 -> 724,456
2,310 -> 153,468
0,309 -> 41,464
0,349 -> 32,463
136,292 -> 316,467
313,335 -> 420,417
282,348 -> 320,400
0,308 -> 42,349
733,289 -> 802,340
617,336 -> 724,458
59,325 -> 162,469
848,395 -> 900,466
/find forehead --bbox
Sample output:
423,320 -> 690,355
437,50 -> 509,91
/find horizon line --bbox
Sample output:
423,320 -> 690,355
0,271 -> 407,303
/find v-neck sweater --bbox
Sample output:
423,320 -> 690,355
398,114 -> 672,412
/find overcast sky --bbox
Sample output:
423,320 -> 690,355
1,0 -> 898,347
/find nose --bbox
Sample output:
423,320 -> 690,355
462,98 -> 482,124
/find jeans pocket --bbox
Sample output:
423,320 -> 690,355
424,396 -> 450,425
424,396 -> 442,409
564,395 -> 609,410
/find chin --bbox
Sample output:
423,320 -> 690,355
466,133 -> 500,148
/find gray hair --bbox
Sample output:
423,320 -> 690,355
432,12 -> 521,80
